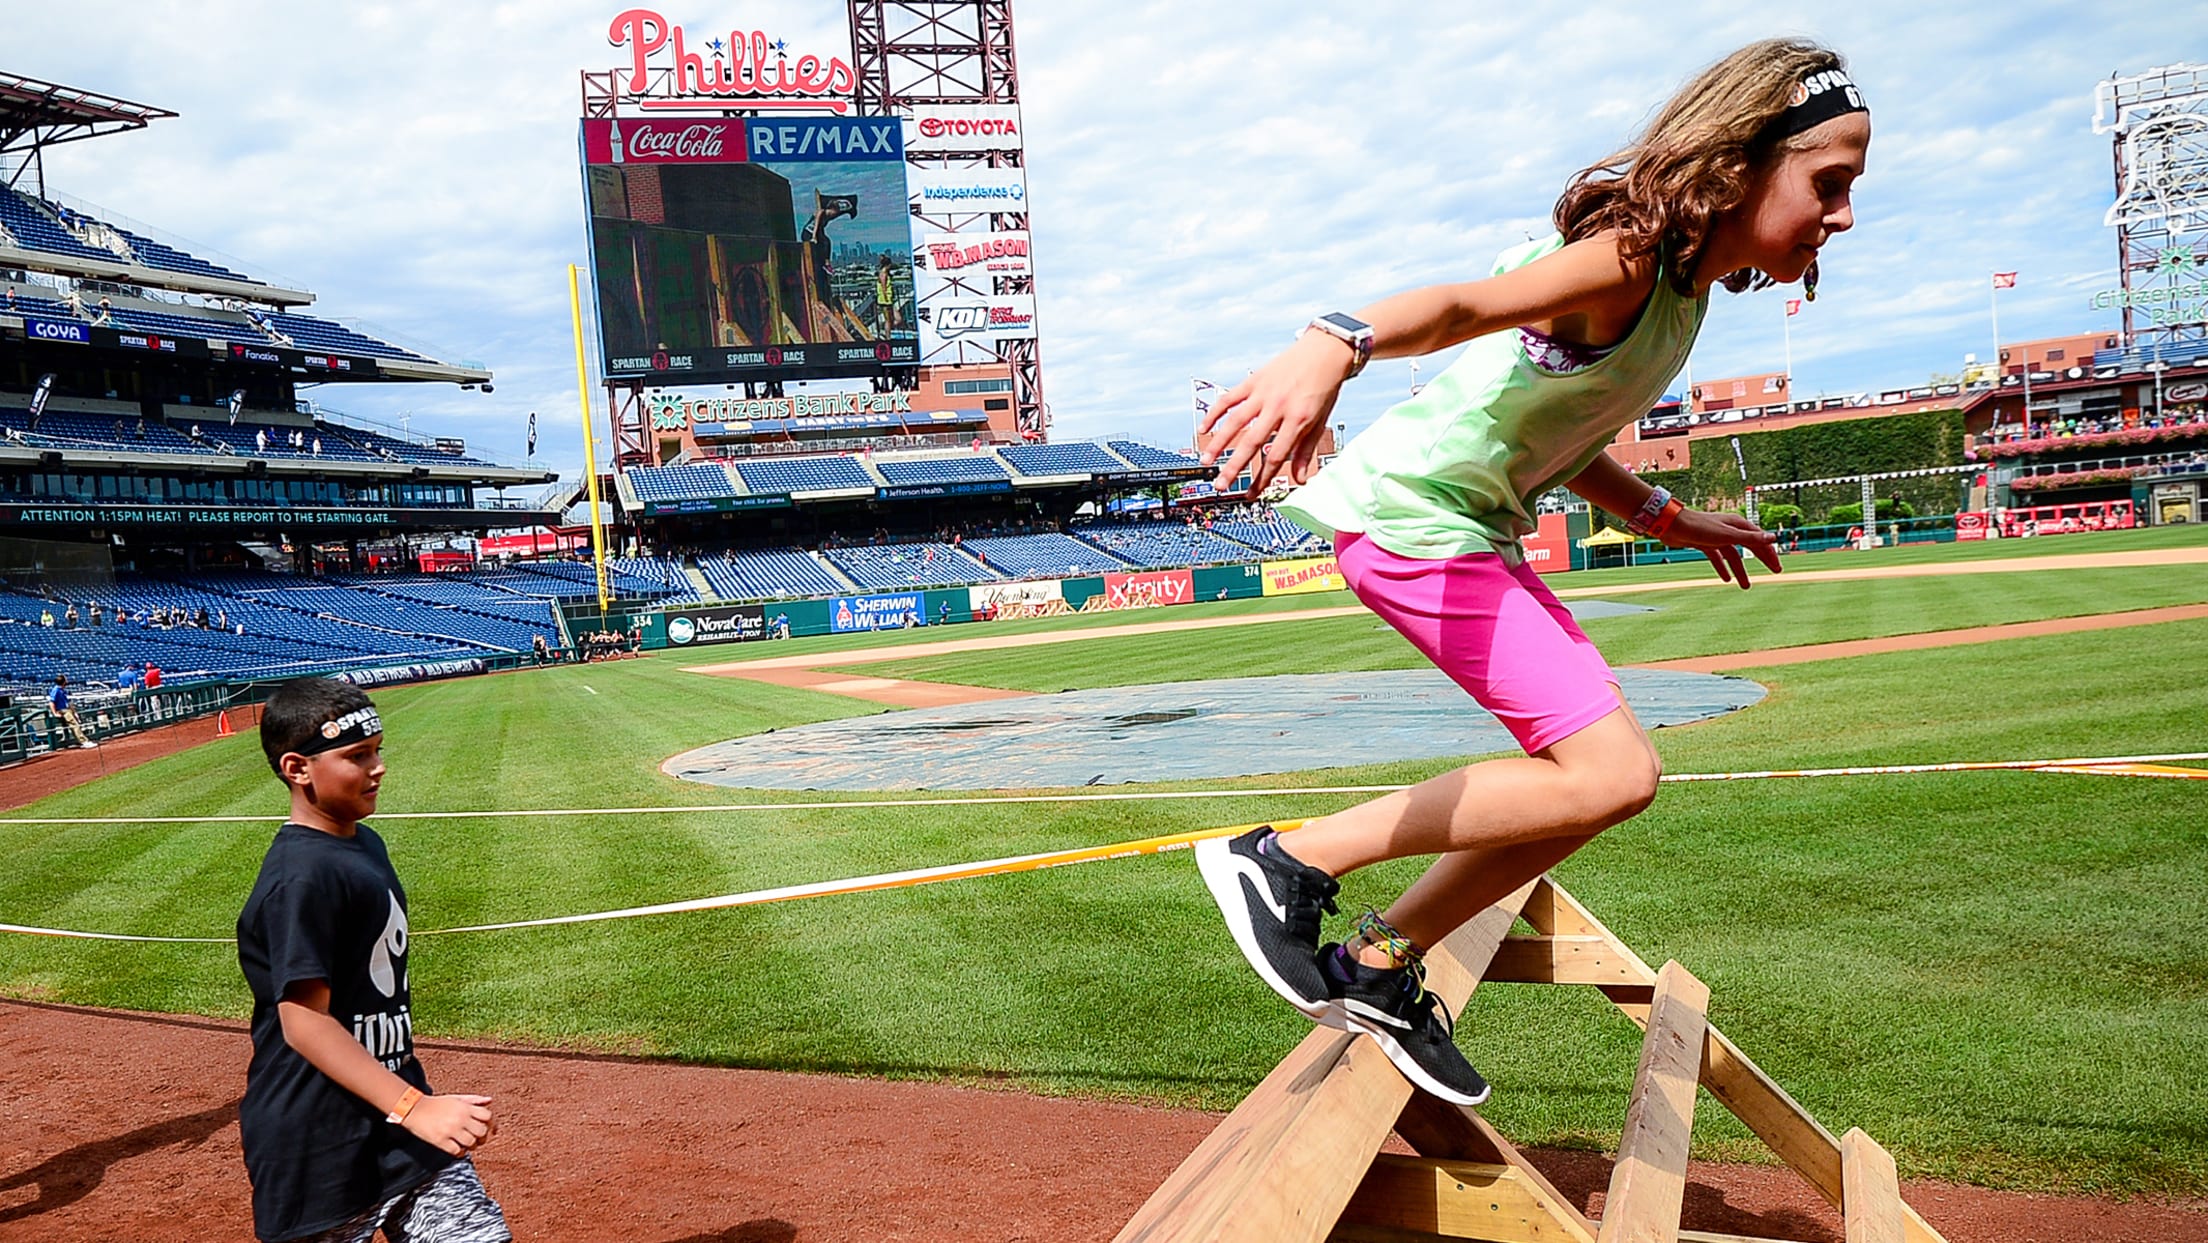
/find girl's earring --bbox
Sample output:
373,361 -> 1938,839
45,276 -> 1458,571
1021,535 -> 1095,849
1803,259 -> 1820,302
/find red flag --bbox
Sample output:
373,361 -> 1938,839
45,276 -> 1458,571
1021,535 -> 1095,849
1786,298 -> 1801,316
1992,272 -> 2018,289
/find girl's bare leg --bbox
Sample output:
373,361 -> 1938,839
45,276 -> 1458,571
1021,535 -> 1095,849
1277,689 -> 1660,962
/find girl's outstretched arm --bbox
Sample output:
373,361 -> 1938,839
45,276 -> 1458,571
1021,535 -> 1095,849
1566,455 -> 1782,588
1199,235 -> 1652,493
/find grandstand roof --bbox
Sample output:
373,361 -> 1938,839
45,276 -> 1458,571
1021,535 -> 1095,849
0,71 -> 174,154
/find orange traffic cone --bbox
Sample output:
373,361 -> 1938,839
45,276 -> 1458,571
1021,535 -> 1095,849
217,710 -> 233,737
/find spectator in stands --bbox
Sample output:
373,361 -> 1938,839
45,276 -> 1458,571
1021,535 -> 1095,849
218,608 -> 229,630
48,676 -> 95,749
88,602 -> 103,626
531,633 -> 549,665
64,603 -> 79,628
144,662 -> 162,691
256,428 -> 269,454
118,664 -> 139,692
312,436 -> 322,456
38,607 -> 52,628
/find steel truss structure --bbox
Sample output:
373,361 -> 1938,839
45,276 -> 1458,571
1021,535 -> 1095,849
849,0 -> 1046,438
2096,63 -> 2208,355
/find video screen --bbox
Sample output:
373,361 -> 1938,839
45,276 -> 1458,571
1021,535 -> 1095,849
580,116 -> 918,384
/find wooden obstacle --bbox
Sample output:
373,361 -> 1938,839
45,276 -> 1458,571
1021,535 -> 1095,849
1116,876 -> 1947,1243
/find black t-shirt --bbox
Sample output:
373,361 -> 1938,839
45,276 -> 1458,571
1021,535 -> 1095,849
236,823 -> 450,1241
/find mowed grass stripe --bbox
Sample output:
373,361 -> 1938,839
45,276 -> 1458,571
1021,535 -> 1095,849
1,569 -> 2204,1195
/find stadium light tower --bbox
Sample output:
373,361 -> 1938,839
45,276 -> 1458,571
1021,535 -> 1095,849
849,0 -> 1048,439
2096,62 -> 2208,355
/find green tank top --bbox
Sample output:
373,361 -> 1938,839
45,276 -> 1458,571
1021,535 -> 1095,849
1280,233 -> 1707,562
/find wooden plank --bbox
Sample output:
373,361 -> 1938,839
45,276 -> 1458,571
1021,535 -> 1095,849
1595,961 -> 1711,1243
1487,935 -> 1649,986
1841,1129 -> 1905,1243
1337,1155 -> 1593,1241
1393,1093 -> 1599,1242
1539,879 -> 1950,1243
1116,880 -> 1539,1243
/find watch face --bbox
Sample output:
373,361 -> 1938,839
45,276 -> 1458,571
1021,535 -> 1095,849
1319,312 -> 1371,335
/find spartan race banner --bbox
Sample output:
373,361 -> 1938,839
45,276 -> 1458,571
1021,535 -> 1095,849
337,658 -> 488,688
665,603 -> 767,646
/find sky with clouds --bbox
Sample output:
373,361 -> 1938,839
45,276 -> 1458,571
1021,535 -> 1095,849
14,2 -> 2183,487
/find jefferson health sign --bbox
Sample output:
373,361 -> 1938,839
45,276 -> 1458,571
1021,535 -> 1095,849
832,592 -> 927,633
580,114 -> 918,386
665,603 -> 766,646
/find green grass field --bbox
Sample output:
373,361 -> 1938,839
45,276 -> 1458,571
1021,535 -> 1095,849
3,527 -> 2205,1197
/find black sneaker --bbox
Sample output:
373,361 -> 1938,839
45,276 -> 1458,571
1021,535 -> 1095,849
1195,826 -> 1340,1017
1318,943 -> 1491,1106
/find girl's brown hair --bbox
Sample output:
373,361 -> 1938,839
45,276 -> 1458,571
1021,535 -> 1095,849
1554,39 -> 1848,295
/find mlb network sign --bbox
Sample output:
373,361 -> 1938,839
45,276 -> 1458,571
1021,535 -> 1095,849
903,104 -> 1023,153
924,296 -> 1036,349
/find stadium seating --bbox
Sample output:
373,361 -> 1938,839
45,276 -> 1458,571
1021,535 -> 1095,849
104,224 -> 254,283
1105,440 -> 1202,470
699,550 -> 854,600
264,311 -> 425,361
628,463 -> 740,503
1071,520 -> 1259,568
1209,517 -> 1325,555
823,542 -> 1000,589
874,455 -> 1011,485
734,455 -> 876,493
961,533 -> 1132,578
998,442 -> 1128,476
0,187 -> 115,263
100,303 -> 270,346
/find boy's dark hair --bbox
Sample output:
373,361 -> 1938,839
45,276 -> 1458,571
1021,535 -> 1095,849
260,677 -> 376,776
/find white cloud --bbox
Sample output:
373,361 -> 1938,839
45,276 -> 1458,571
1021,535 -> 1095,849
15,0 -> 2176,481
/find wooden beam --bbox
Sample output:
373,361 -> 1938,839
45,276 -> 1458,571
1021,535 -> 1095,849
1115,881 -> 1538,1243
1841,1129 -> 1904,1243
1487,935 -> 1650,986
1337,1155 -> 1594,1242
1596,961 -> 1711,1243
1394,1092 -> 1599,1242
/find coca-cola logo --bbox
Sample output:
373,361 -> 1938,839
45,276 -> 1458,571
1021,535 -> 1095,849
627,122 -> 731,158
917,116 -> 1018,139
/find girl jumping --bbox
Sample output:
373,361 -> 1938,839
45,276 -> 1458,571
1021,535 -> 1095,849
1193,39 -> 1869,1106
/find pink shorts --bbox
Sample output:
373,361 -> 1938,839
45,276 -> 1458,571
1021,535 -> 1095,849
1336,531 -> 1621,754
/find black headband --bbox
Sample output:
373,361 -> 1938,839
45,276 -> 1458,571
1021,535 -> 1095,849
296,705 -> 383,756
1760,68 -> 1868,145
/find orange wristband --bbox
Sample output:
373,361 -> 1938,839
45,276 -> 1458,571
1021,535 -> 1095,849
1645,497 -> 1686,540
385,1086 -> 423,1124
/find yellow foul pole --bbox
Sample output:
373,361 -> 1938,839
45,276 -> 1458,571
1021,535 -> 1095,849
567,264 -> 611,613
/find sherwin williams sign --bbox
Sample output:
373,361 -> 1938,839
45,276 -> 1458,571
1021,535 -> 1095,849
1260,556 -> 1344,597
831,592 -> 926,632
664,603 -> 766,645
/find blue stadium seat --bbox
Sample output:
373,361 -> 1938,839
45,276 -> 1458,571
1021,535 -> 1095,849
961,533 -> 1132,578
874,455 -> 1010,485
734,456 -> 875,494
998,443 -> 1126,476
1106,440 -> 1202,469
699,550 -> 852,600
1070,520 -> 1259,568
822,542 -> 1000,589
630,463 -> 740,502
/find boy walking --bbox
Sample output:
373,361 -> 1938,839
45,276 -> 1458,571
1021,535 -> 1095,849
237,678 -> 510,1242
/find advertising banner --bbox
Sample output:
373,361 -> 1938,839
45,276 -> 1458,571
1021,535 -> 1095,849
917,230 -> 1032,278
1261,556 -> 1345,597
664,603 -> 767,646
1523,512 -> 1571,573
23,317 -> 91,345
337,658 -> 487,688
580,115 -> 917,386
1192,563 -> 1264,601
1954,511 -> 1990,541
1102,568 -> 1194,609
831,591 -> 928,632
904,105 -> 1024,153
971,579 -> 1065,619
909,168 -> 1028,214
921,295 -> 1037,352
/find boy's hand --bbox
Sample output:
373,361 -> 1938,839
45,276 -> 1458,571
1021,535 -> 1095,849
402,1093 -> 496,1156
1199,333 -> 1354,494
1658,510 -> 1782,589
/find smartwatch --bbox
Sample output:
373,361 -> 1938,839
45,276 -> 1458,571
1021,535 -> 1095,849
1302,313 -> 1374,379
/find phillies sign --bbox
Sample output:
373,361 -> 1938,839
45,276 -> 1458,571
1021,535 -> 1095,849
607,8 -> 856,113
